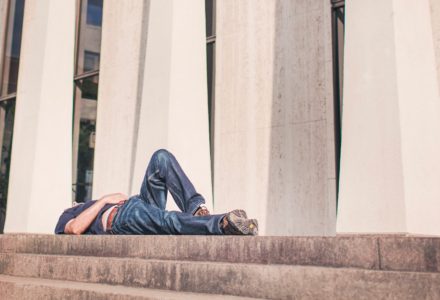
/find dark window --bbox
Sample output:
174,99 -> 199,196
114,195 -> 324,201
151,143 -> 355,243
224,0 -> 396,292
0,0 -> 25,233
73,0 -> 103,203
73,76 -> 99,203
83,50 -> 100,73
79,74 -> 99,100
207,42 -> 214,126
205,0 -> 216,197
86,0 -> 103,26
205,0 -> 215,38
331,0 -> 345,202
1,0 -> 25,97
0,100 -> 15,232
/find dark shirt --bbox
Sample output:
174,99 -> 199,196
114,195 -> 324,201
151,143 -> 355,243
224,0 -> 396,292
54,200 -> 114,234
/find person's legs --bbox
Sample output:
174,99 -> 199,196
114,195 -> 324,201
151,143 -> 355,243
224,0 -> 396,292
139,149 -> 205,215
109,149 -> 258,235
111,196 -> 224,235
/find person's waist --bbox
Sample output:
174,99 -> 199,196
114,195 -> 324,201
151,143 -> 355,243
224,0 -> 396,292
102,204 -> 121,233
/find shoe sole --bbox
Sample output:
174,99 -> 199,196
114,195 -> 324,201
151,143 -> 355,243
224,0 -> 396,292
227,210 -> 258,235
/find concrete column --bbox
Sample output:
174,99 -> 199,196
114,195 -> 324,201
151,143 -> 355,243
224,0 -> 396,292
131,0 -> 213,210
430,0 -> 440,95
92,0 -> 149,198
4,0 -> 75,233
214,1 -> 335,235
337,0 -> 440,236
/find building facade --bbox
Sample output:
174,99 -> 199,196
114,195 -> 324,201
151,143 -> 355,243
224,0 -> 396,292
0,0 -> 439,236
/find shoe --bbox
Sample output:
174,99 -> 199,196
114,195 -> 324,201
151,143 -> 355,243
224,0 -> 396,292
234,209 -> 248,219
223,209 -> 258,235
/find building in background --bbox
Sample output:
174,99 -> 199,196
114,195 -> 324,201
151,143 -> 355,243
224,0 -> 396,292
72,0 -> 103,204
1,0 -> 440,236
0,0 -> 24,232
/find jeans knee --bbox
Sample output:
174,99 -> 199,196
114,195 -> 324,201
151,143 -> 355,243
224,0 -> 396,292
152,149 -> 171,163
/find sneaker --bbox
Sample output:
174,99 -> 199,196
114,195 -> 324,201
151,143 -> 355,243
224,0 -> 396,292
223,209 -> 258,235
234,209 -> 248,219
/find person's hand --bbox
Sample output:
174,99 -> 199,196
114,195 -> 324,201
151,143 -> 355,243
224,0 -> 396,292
194,205 -> 210,216
100,193 -> 128,205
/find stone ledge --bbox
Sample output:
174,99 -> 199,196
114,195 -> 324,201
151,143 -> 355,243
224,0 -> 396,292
1,234 -> 440,272
0,275 -> 254,300
1,253 -> 440,299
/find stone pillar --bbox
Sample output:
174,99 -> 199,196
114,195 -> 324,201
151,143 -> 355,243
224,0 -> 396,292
92,0 -> 149,198
431,0 -> 440,97
4,0 -> 75,233
214,1 -> 335,235
337,0 -> 440,235
131,0 -> 213,210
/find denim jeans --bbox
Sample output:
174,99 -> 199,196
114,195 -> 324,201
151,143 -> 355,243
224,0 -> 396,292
110,149 -> 225,235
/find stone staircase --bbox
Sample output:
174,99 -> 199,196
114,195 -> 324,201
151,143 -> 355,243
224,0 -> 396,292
0,234 -> 439,299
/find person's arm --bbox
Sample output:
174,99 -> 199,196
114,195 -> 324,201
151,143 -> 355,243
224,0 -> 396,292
64,193 -> 128,235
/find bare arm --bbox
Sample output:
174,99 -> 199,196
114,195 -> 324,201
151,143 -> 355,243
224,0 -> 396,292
64,193 -> 128,235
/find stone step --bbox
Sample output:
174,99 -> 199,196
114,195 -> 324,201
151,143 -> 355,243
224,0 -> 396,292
1,234 -> 439,273
0,253 -> 439,299
0,274 -> 256,300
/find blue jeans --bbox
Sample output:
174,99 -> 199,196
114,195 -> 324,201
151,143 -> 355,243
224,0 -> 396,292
110,149 -> 225,235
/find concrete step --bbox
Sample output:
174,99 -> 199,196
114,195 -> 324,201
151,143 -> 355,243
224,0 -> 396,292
1,234 -> 439,273
0,274 -> 256,300
1,252 -> 440,299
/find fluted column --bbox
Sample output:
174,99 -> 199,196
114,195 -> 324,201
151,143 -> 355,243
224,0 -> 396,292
337,0 -> 440,235
5,0 -> 75,233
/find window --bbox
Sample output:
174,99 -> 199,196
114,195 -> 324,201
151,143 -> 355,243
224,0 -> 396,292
83,50 -> 100,73
0,0 -> 25,233
86,0 -> 103,26
1,0 -> 24,97
331,0 -> 345,199
73,0 -> 103,203
206,0 -> 216,192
